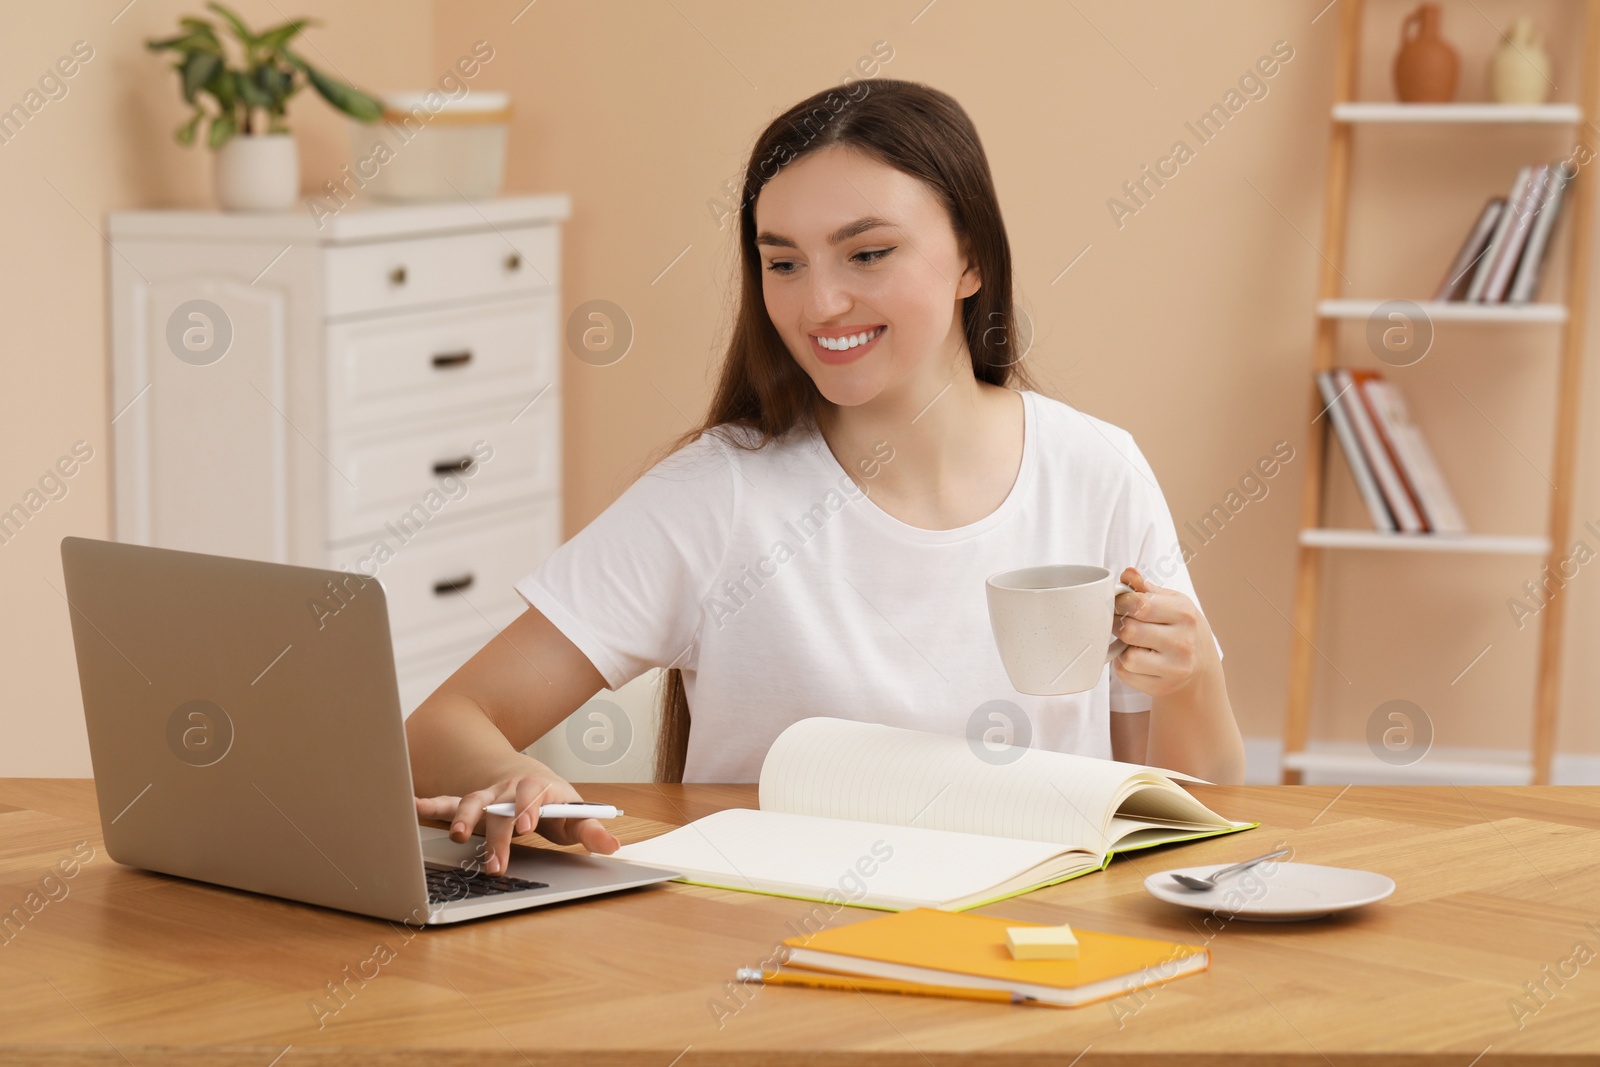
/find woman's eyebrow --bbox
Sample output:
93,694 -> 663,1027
755,216 -> 897,248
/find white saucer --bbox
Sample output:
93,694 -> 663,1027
1143,861 -> 1395,921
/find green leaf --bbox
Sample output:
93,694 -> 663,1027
206,111 -> 237,149
254,63 -> 293,107
222,67 -> 243,108
255,19 -> 310,52
237,69 -> 272,109
207,66 -> 239,111
174,109 -> 204,146
177,18 -> 223,48
274,82 -> 304,111
206,2 -> 256,45
146,31 -> 220,54
181,51 -> 221,103
303,65 -> 384,123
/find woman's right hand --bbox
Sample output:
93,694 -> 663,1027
414,769 -> 621,877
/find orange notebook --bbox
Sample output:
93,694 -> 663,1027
780,908 -> 1208,1008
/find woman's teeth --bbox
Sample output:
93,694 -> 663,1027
816,326 -> 884,351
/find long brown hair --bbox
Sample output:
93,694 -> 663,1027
647,78 -> 1040,782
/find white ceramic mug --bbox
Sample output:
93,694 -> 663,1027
985,564 -> 1133,696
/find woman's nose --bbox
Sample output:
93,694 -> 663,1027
803,269 -> 854,321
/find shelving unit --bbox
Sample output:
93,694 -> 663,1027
1298,529 -> 1552,555
1282,745 -> 1535,784
1280,0 -> 1598,786
1318,298 -> 1569,323
1332,101 -> 1584,123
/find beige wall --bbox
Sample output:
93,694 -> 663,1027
4,0 -> 1596,776
0,0 -> 434,775
433,0 -> 1600,762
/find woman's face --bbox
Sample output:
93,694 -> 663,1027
754,145 -> 981,409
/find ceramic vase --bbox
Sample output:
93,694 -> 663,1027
1489,18 -> 1553,104
1394,3 -> 1459,103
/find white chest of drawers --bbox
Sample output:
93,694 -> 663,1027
107,196 -> 568,715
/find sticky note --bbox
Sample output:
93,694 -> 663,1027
1006,924 -> 1079,960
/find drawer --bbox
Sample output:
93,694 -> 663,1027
323,225 -> 559,318
329,505 -> 561,666
325,295 -> 556,433
327,403 -> 559,543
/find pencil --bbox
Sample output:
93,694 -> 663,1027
736,967 -> 1033,1005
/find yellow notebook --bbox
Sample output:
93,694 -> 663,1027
779,908 -> 1208,1008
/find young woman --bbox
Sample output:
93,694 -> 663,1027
407,79 -> 1246,875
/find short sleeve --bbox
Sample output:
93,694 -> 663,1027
1102,433 -> 1223,714
513,431 -> 739,691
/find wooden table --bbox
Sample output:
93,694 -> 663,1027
3,781 -> 1598,1065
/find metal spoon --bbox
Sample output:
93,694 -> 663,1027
1169,847 -> 1291,891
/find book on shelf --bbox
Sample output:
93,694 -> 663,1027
610,716 -> 1255,911
1466,165 -> 1535,302
1436,160 -> 1570,304
1333,368 -> 1425,531
1432,197 -> 1505,302
1350,370 -> 1467,534
774,907 -> 1209,1008
1509,163 -> 1572,303
1480,165 -> 1550,302
1317,370 -> 1395,531
1316,369 -> 1466,535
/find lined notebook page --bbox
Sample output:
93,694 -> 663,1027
1112,779 -> 1243,827
757,717 -> 1168,853
609,808 -> 1083,910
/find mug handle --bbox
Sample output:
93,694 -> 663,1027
1106,582 -> 1134,663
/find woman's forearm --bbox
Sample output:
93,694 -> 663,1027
405,692 -> 559,798
1146,659 -> 1247,784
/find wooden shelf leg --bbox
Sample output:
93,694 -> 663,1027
1282,0 -> 1363,784
1529,0 -> 1600,785
1282,377 -> 1331,785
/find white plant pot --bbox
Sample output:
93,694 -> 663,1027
214,133 -> 300,212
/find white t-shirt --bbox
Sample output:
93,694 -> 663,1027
514,388 -> 1214,783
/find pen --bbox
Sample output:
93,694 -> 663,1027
482,802 -> 624,820
735,967 -> 1032,1005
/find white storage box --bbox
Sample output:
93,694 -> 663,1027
349,91 -> 511,202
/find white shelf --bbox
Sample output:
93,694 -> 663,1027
1318,299 -> 1568,324
1333,102 -> 1583,125
1283,748 -> 1533,785
1300,529 -> 1551,555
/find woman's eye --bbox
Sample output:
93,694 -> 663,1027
764,246 -> 896,271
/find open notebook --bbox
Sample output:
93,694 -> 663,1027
611,717 -> 1255,910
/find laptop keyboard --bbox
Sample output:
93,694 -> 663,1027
426,865 -> 549,904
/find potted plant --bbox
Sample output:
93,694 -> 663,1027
147,2 -> 383,211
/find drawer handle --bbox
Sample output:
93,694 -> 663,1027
505,253 -> 522,272
389,265 -> 408,286
433,573 -> 475,596
431,350 -> 474,369
432,456 -> 476,476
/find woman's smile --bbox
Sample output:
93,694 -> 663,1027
809,324 -> 886,365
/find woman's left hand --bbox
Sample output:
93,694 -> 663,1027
1111,567 -> 1219,698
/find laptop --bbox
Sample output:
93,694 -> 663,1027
59,535 -> 679,925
